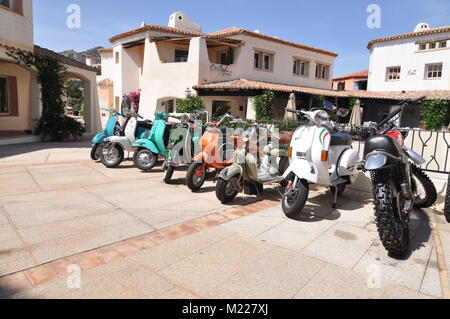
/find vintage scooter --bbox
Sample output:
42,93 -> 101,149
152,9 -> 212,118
101,97 -> 152,168
91,108 -> 124,161
215,119 -> 292,203
132,111 -> 173,171
162,110 -> 208,183
185,114 -> 239,191
362,97 -> 437,257
281,104 -> 360,218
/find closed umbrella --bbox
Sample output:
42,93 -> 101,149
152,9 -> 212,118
349,99 -> 363,127
284,93 -> 297,120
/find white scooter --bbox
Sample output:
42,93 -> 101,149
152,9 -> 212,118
101,96 -> 152,168
281,103 -> 360,218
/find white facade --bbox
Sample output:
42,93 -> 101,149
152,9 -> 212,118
107,12 -> 337,120
368,24 -> 450,92
98,50 -> 114,81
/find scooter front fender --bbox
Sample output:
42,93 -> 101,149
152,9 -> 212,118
133,139 -> 159,154
283,159 -> 318,184
92,133 -> 107,144
218,165 -> 243,181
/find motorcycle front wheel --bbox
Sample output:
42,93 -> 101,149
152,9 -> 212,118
90,143 -> 102,161
373,182 -> 410,258
411,165 -> 437,209
133,149 -> 157,172
101,145 -> 124,168
444,174 -> 450,223
163,165 -> 175,184
282,177 -> 309,218
216,177 -> 240,203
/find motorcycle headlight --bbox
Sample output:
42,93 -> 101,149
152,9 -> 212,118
314,111 -> 330,127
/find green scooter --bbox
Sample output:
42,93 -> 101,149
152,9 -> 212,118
162,110 -> 208,184
132,111 -> 172,172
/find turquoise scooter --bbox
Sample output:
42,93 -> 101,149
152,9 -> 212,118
91,108 -> 124,160
132,111 -> 172,171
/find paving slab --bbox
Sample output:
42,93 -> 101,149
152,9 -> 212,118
0,170 -> 40,197
27,164 -> 111,191
160,234 -> 275,295
302,223 -> 377,269
130,227 -> 236,271
207,248 -> 326,299
354,239 -> 435,292
257,216 -> 336,252
220,214 -> 286,237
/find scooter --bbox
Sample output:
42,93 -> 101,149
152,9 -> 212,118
90,108 -> 124,161
132,111 -> 173,172
281,105 -> 360,218
362,97 -> 437,257
185,114 -> 239,191
101,96 -> 152,168
162,110 -> 207,183
215,120 -> 292,203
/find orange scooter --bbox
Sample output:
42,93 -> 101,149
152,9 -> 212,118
186,114 -> 241,191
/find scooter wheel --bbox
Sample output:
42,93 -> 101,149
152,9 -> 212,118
186,163 -> 207,192
164,166 -> 175,184
101,145 -> 124,168
90,143 -> 102,161
216,177 -> 240,203
133,149 -> 157,172
282,178 -> 309,218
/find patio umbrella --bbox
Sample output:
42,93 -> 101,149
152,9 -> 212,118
284,93 -> 297,120
349,99 -> 363,127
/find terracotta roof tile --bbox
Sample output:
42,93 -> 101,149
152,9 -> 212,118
109,25 -> 338,57
98,78 -> 113,88
193,78 -> 450,101
109,24 -> 203,43
333,70 -> 368,81
208,27 -> 338,57
34,46 -> 98,72
368,25 -> 450,49
98,48 -> 113,53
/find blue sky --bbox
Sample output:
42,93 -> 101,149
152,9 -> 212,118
33,0 -> 450,77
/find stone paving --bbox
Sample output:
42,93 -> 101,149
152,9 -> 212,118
0,140 -> 449,299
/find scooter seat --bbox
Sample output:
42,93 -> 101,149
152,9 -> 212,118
331,133 -> 352,146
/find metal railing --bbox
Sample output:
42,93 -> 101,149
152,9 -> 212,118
348,127 -> 450,174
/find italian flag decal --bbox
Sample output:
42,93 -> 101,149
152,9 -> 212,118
319,129 -> 330,146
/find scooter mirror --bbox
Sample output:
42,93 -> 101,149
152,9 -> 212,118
337,108 -> 350,118
323,100 -> 335,111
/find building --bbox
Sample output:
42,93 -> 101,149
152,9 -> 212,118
368,23 -> 450,92
59,47 -> 103,69
0,0 -> 101,138
105,11 -> 338,120
332,70 -> 368,91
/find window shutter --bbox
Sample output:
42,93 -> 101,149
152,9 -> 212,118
7,76 -> 18,116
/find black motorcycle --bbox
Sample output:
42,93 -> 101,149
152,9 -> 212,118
363,97 -> 437,257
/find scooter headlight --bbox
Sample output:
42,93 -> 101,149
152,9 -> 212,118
314,111 -> 330,127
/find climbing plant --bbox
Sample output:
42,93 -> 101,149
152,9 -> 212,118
6,47 -> 86,140
254,90 -> 275,121
421,100 -> 450,130
65,80 -> 84,115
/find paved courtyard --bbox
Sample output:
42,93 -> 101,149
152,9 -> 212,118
0,140 -> 449,299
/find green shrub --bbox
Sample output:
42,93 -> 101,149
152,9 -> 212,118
176,94 -> 205,114
254,90 -> 275,121
35,116 -> 86,140
421,100 -> 450,130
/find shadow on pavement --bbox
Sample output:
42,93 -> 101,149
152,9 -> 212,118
0,139 -> 92,159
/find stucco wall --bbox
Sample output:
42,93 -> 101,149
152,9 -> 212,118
98,52 -> 114,81
368,33 -> 450,92
0,60 -> 32,131
0,1 -> 33,50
